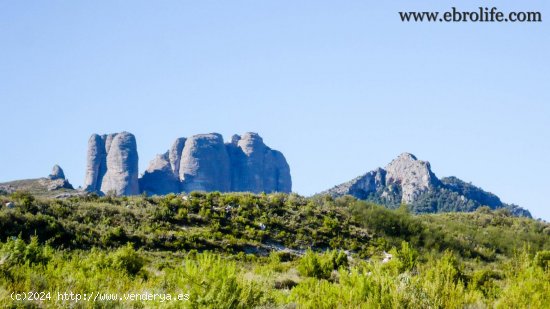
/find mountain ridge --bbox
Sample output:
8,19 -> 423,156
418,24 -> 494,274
320,152 -> 531,217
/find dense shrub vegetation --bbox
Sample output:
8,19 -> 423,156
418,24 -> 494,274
0,191 -> 549,308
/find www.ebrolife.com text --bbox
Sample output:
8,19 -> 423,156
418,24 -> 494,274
400,7 -> 542,23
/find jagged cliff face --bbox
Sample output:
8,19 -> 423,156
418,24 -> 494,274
322,153 -> 531,217
139,132 -> 292,195
348,168 -> 386,199
84,132 -> 139,196
384,153 -> 440,204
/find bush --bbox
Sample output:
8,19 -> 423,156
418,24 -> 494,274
109,243 -> 144,276
298,249 -> 348,279
351,202 -> 422,239
496,249 -> 550,308
534,250 -> 550,269
0,236 -> 51,267
10,191 -> 36,212
167,252 -> 266,308
386,241 -> 418,273
298,250 -> 325,279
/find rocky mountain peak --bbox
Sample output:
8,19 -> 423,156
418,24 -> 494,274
321,152 -> 530,217
48,164 -> 65,180
385,152 -> 439,204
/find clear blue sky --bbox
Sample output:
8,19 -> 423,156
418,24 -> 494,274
1,1 -> 548,220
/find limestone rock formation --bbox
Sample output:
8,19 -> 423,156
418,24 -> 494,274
327,168 -> 386,200
229,133 -> 268,193
323,152 -> 439,204
44,164 -> 73,190
321,153 -> 531,217
84,132 -> 139,196
84,134 -> 107,192
179,133 -> 231,192
139,152 -> 180,195
45,178 -> 74,191
169,137 -> 186,175
140,132 -> 292,195
266,149 -> 292,193
384,153 -> 440,204
48,165 -> 66,180
228,133 -> 292,193
84,131 -> 291,196
101,132 -> 140,195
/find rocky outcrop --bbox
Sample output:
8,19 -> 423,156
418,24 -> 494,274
48,165 -> 66,180
228,133 -> 292,193
321,153 -> 531,217
323,153 -> 437,203
0,176 -> 74,194
101,132 -> 140,195
267,150 -> 292,193
140,132 -> 292,195
84,134 -> 106,192
169,137 -> 186,175
85,131 -> 291,196
384,153 -> 440,204
328,168 -> 386,200
179,133 -> 231,192
44,178 -> 74,191
44,164 -> 73,190
139,152 -> 179,195
84,132 -> 139,196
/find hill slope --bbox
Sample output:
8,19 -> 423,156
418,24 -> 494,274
0,178 -> 77,198
0,191 -> 549,308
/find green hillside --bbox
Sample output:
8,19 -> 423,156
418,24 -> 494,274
1,191 -> 549,308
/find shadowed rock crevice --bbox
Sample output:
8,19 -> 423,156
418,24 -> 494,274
169,137 -> 186,176
138,152 -> 179,195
